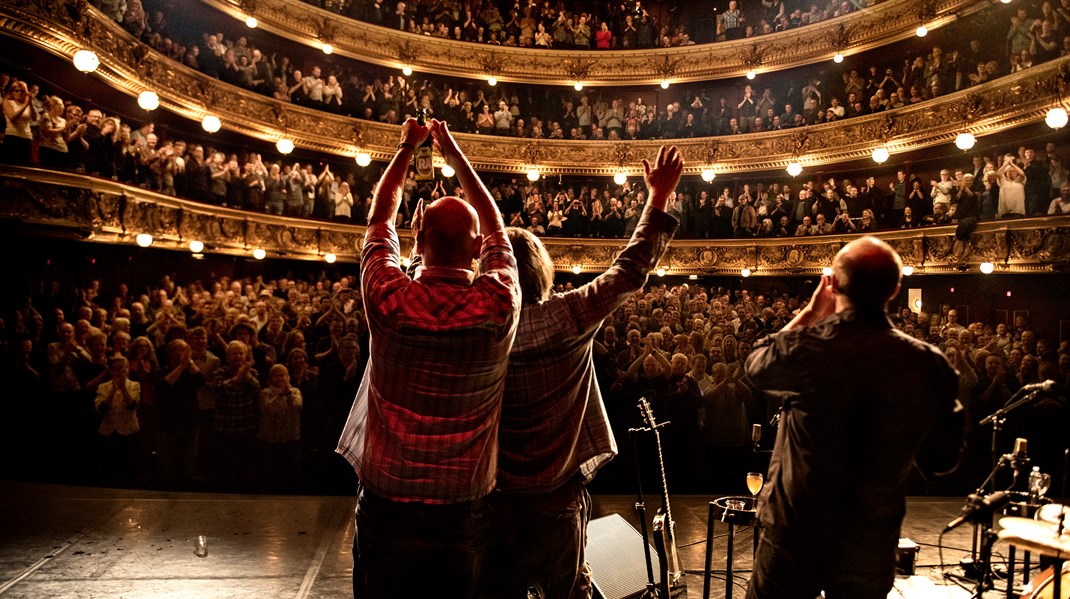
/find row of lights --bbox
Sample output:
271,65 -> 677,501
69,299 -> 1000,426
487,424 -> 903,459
605,262 -> 999,279
134,234 -> 338,262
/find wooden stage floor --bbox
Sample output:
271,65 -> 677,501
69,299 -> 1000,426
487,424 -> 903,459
0,481 -> 1051,598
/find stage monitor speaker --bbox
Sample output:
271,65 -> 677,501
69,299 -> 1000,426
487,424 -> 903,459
587,513 -> 662,599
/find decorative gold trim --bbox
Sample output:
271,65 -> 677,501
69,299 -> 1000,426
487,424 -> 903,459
200,0 -> 989,85
0,166 -> 369,261
2,0 -> 1067,177
3,166 -> 1069,275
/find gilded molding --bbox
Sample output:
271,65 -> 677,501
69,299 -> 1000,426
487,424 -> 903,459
0,166 -> 368,261
2,0 -> 1068,176
3,166 -> 1069,275
198,0 -> 990,85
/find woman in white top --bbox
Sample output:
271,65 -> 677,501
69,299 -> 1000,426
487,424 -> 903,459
334,181 -> 354,221
545,197 -> 565,235
322,75 -> 344,112
997,155 -> 1027,217
37,96 -> 68,168
1,80 -> 37,163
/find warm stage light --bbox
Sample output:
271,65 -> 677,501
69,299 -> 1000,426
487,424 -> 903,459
188,240 -> 204,253
833,53 -> 844,63
440,164 -> 456,178
916,25 -> 928,37
253,248 -> 267,260
527,169 -> 540,182
402,66 -> 413,76
955,132 -> 976,150
355,152 -> 371,167
1045,107 -> 1068,129
487,77 -> 498,86
786,162 -> 802,177
574,83 -> 583,91
322,44 -> 334,54
822,266 -> 833,276
741,268 -> 752,278
660,80 -> 670,89
137,91 -> 160,111
135,233 -> 153,248
245,16 -> 258,28
201,115 -> 222,133
73,50 -> 99,73
872,146 -> 890,164
902,265 -> 915,276
276,138 -> 295,154
613,172 -> 627,185
701,168 -> 716,182
746,70 -> 756,80
324,253 -> 337,264
572,265 -> 582,274
979,262 -> 995,274
656,267 -> 666,277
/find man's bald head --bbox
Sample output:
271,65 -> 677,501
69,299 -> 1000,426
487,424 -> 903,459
417,196 -> 481,268
831,236 -> 903,311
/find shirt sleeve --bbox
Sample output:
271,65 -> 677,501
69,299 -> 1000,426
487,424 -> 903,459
361,222 -> 414,320
560,207 -> 679,334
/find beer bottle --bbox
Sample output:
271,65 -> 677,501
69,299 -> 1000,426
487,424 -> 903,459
414,108 -> 434,182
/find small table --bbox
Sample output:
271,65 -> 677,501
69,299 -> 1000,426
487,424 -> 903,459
704,495 -> 759,599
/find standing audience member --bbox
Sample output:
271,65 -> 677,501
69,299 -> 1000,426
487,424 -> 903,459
94,355 -> 142,485
258,363 -> 303,491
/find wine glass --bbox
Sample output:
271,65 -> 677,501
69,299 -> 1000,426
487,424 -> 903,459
1028,468 -> 1051,499
746,471 -> 764,507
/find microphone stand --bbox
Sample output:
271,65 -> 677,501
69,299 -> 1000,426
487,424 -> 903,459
630,415 -> 669,599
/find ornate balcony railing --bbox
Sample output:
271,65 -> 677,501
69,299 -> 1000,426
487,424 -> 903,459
3,166 -> 1068,276
3,0 -> 1068,178
199,0 -> 990,86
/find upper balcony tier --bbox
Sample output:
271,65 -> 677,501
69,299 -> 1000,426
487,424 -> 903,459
195,0 -> 988,86
5,0 -> 1067,177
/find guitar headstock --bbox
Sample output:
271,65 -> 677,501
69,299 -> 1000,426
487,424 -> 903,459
639,397 -> 657,428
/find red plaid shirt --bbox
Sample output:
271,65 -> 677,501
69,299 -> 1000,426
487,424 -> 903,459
337,221 -> 520,503
498,207 -> 677,494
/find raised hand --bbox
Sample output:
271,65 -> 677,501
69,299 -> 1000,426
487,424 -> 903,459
400,117 -> 431,148
643,145 -> 684,211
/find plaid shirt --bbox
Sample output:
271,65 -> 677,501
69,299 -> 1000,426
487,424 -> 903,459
497,207 -> 677,494
337,221 -> 520,503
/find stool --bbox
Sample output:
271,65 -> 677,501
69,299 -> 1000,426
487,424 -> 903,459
704,495 -> 759,599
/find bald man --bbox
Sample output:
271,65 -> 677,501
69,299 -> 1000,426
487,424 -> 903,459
744,237 -> 959,599
337,118 -> 521,599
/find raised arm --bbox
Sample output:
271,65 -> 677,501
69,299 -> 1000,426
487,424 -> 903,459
367,118 -> 430,226
429,118 -> 502,236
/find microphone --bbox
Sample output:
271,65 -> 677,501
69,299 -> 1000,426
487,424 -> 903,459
943,491 -> 1014,533
752,424 -> 762,444
1018,380 -> 1056,394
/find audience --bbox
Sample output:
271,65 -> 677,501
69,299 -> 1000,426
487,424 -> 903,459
3,264 -> 1066,495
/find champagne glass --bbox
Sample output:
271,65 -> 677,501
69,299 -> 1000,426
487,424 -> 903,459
746,471 -> 764,506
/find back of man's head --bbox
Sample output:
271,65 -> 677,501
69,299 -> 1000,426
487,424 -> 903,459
418,197 -> 480,269
506,227 -> 554,305
832,236 -> 902,312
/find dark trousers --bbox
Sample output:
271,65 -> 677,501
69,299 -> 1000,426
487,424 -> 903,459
353,486 -> 488,599
745,527 -> 896,599
481,476 -> 593,599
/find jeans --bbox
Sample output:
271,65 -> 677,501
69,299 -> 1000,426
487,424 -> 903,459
353,486 -> 488,599
480,476 -> 593,599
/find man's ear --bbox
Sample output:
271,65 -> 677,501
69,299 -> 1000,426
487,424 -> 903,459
471,233 -> 484,261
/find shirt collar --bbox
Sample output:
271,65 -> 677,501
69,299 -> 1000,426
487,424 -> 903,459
413,265 -> 475,286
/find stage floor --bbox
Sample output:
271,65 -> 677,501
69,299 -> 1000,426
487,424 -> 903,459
0,481 -> 1046,598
